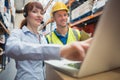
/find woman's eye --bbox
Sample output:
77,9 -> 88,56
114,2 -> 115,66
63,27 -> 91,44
40,11 -> 44,15
32,11 -> 37,13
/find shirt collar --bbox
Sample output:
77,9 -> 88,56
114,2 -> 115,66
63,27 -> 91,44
22,25 -> 31,33
54,29 -> 68,37
22,26 -> 43,36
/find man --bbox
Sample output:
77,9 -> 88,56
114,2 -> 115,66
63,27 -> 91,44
46,2 -> 90,45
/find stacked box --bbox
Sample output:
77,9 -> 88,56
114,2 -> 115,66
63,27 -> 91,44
92,0 -> 108,13
71,0 -> 94,21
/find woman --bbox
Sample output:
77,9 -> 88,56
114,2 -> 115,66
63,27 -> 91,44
4,1 -> 92,80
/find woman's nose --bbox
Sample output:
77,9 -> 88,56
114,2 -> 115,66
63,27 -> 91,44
37,13 -> 43,17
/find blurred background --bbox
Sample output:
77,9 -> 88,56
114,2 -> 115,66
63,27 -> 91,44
0,0 -> 108,80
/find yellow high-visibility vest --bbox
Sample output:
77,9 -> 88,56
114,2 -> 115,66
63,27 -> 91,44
46,28 -> 81,45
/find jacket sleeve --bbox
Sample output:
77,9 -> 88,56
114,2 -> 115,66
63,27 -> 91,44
80,30 -> 90,41
4,29 -> 61,61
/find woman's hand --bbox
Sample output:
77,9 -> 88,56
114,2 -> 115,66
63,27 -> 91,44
60,38 -> 93,61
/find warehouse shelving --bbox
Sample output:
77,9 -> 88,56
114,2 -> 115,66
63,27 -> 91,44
69,0 -> 108,36
0,21 -> 10,35
70,11 -> 103,27
0,0 -> 15,72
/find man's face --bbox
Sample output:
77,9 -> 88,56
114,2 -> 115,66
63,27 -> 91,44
53,10 -> 68,28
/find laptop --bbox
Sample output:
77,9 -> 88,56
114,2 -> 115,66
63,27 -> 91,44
45,0 -> 120,78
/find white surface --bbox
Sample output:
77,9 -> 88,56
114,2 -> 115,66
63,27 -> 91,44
45,59 -> 81,73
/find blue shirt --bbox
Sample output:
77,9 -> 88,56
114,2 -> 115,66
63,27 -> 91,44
54,29 -> 68,45
5,26 -> 61,80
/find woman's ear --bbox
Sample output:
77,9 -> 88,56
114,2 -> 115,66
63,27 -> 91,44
23,12 -> 27,17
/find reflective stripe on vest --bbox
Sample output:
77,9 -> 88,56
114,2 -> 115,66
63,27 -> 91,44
46,28 -> 81,45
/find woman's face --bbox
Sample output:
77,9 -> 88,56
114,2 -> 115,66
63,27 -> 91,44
27,7 -> 44,28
